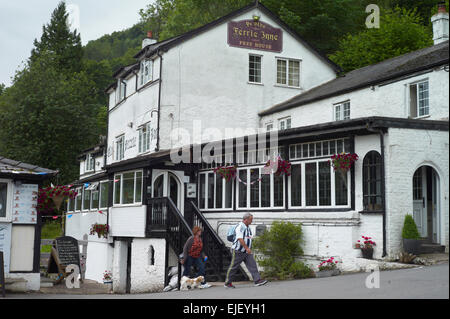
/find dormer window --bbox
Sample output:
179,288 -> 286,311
116,80 -> 126,103
85,153 -> 95,172
139,59 -> 153,87
278,117 -> 291,130
334,101 -> 350,121
409,80 -> 429,118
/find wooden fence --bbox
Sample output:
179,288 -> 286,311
40,234 -> 88,280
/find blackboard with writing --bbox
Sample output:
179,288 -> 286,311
55,236 -> 81,268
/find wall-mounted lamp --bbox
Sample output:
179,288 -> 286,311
127,122 -> 133,128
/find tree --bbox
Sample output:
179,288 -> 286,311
31,1 -> 83,74
0,51 -> 102,184
0,83 -> 5,96
329,7 -> 433,72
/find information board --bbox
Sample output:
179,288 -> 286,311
12,184 -> 38,224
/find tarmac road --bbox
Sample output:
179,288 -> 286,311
6,263 -> 449,300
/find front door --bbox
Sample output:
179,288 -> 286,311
412,167 -> 427,237
152,171 -> 183,213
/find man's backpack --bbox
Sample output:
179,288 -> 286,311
226,224 -> 239,243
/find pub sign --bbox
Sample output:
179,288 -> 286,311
228,19 -> 283,52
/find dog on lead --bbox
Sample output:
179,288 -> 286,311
180,275 -> 204,291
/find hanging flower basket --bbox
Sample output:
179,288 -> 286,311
330,152 -> 359,173
264,156 -> 291,176
90,223 -> 109,238
37,185 -> 78,215
213,166 -> 237,182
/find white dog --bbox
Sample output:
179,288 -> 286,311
180,275 -> 204,291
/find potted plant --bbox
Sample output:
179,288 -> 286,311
316,257 -> 340,278
402,214 -> 422,255
330,152 -> 359,172
90,223 -> 109,238
263,156 -> 291,176
358,236 -> 376,259
103,270 -> 112,284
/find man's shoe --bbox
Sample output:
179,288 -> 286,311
224,282 -> 235,288
254,279 -> 268,286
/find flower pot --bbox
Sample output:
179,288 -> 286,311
361,247 -> 374,259
316,269 -> 340,278
402,238 -> 423,255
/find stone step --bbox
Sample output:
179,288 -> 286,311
5,278 -> 27,292
420,244 -> 446,254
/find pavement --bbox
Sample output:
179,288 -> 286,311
5,253 -> 449,296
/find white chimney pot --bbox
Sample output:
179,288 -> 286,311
431,4 -> 449,45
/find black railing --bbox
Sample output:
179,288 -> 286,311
190,201 -> 249,282
146,197 -> 249,284
146,197 -> 193,287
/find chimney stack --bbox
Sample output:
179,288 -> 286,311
431,2 -> 449,45
142,31 -> 157,48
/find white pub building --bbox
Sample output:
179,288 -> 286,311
66,2 -> 449,293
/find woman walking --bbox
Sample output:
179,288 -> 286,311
180,226 -> 211,288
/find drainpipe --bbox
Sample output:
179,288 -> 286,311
156,49 -> 163,152
367,122 -> 387,258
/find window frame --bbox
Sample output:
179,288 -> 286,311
198,171 -> 234,211
288,159 -> 351,209
85,153 -> 95,172
362,151 -> 383,211
235,166 -> 285,210
99,180 -> 110,209
409,79 -> 429,118
139,59 -> 153,87
138,122 -> 151,154
248,54 -> 262,84
276,57 -> 301,88
278,117 -> 291,131
113,170 -> 143,207
115,135 -> 125,161
334,101 -> 350,121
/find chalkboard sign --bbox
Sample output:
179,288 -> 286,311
0,251 -> 5,297
55,236 -> 80,267
48,236 -> 82,284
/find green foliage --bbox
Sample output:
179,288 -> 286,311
31,1 -> 83,74
329,7 -> 433,72
253,221 -> 314,280
41,220 -> 63,253
0,51 -> 102,184
402,214 -> 421,239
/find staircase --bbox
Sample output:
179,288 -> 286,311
145,197 -> 249,286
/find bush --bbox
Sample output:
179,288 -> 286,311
402,214 -> 421,239
252,221 -> 314,280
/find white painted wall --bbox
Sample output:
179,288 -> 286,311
112,240 -> 128,293
109,206 -> 146,238
384,128 -> 449,256
130,238 -> 166,293
158,8 -> 336,149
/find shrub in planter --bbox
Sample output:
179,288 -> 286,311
402,214 -> 422,255
252,221 -> 314,280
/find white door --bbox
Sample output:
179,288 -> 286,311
412,167 -> 427,237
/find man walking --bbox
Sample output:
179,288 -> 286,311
224,213 -> 267,288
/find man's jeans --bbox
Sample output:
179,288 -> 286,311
183,256 -> 206,282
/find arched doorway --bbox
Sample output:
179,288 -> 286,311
152,171 -> 182,212
412,165 -> 441,244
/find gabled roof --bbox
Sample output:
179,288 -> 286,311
0,156 -> 58,178
259,41 -> 449,116
133,1 -> 341,71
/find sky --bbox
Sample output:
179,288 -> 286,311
0,0 -> 153,87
